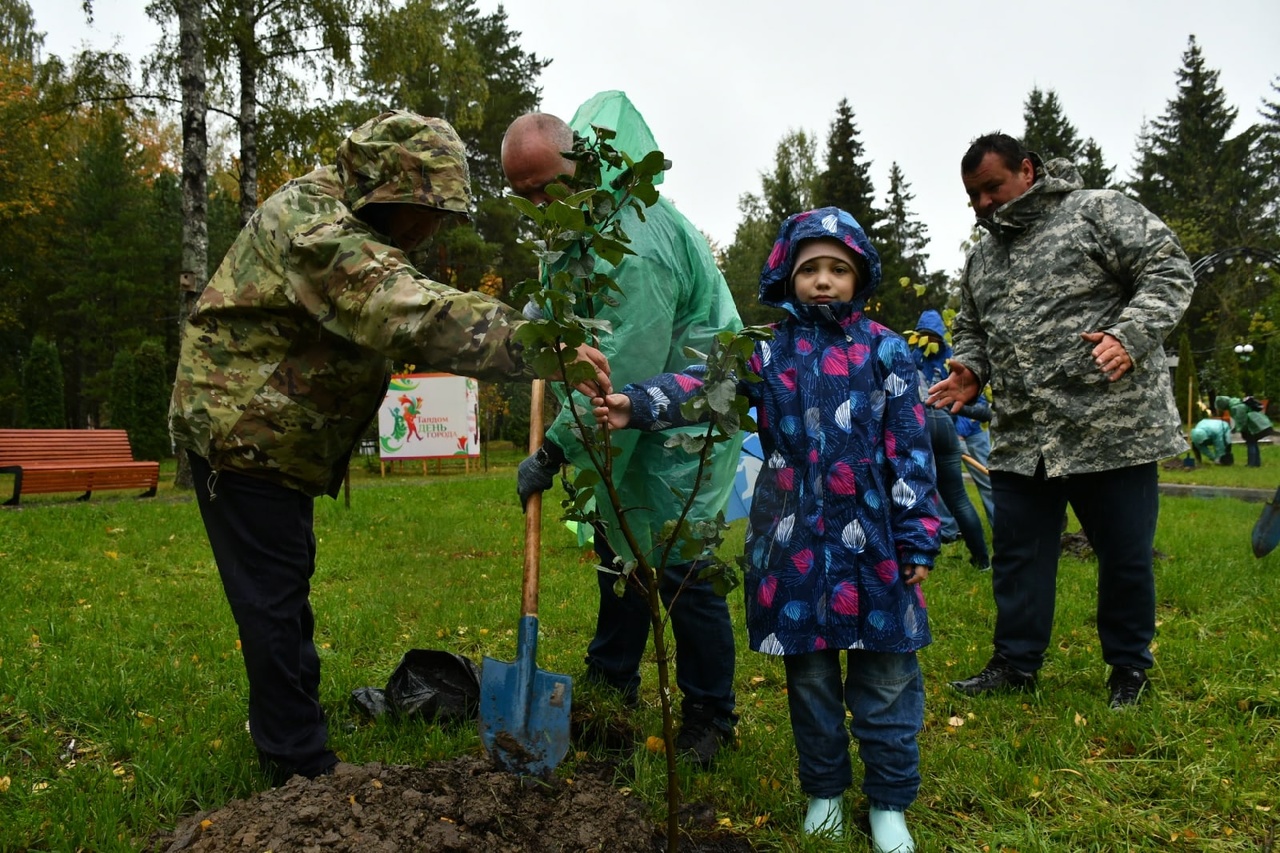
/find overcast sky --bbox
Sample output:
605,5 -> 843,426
37,0 -> 1279,274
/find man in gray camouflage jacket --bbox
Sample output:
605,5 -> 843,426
927,133 -> 1193,709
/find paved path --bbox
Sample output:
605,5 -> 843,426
1158,482 -> 1276,503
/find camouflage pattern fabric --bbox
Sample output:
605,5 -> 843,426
950,158 -> 1193,477
170,111 -> 530,497
337,112 -> 471,216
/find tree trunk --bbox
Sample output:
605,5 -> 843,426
237,0 -> 258,228
174,0 -> 208,490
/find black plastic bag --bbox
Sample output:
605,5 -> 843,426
350,649 -> 480,722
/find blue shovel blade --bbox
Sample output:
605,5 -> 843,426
1252,487 -> 1280,558
478,616 -> 572,775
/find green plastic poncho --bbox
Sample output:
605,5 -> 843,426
545,90 -> 744,564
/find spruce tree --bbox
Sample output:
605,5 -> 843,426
1022,87 -> 1082,161
1077,139 -> 1115,189
1257,78 -> 1280,240
131,340 -> 172,461
1022,87 -> 1114,188
872,163 -> 934,333
814,98 -> 881,236
109,349 -> 138,433
1130,36 -> 1253,246
1131,36 -> 1271,375
21,336 -> 65,429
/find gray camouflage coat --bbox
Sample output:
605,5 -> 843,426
170,112 -> 530,496
950,158 -> 1193,477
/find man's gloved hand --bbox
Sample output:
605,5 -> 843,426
516,440 -> 565,511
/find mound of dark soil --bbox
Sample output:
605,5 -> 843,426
148,756 -> 753,852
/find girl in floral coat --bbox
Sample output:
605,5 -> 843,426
594,207 -> 938,852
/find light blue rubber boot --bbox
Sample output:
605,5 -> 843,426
869,807 -> 915,852
802,796 -> 844,838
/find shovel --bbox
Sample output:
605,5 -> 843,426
1251,485 -> 1280,558
479,379 -> 572,774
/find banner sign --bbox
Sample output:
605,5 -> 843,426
378,373 -> 479,459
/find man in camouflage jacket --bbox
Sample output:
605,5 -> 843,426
170,111 -> 607,784
927,133 -> 1192,709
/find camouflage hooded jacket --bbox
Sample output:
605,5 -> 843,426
170,111 -> 529,496
950,158 -> 1193,477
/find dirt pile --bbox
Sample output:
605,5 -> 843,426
148,755 -> 752,852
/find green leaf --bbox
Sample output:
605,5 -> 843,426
507,194 -> 544,222
706,378 -> 738,415
666,433 -> 706,454
632,182 -> 659,207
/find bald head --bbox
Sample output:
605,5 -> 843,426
501,113 -> 576,205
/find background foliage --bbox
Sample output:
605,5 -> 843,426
0,3 -> 1277,437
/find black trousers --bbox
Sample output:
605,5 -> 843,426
189,453 -> 336,780
989,461 -> 1159,674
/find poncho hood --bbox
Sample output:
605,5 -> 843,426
569,90 -> 666,190
758,207 -> 882,315
336,110 -> 472,216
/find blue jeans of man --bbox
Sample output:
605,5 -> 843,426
783,649 -> 922,811
586,529 -> 737,729
189,453 -> 338,782
989,460 -> 1158,674
926,408 -> 988,567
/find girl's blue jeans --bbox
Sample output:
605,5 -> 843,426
783,648 -> 923,810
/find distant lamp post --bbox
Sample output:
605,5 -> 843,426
1234,343 -> 1254,360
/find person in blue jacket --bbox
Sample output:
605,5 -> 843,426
594,207 -> 937,852
910,310 -> 989,569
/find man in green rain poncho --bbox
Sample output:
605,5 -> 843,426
502,92 -> 744,766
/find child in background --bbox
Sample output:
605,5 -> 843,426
593,207 -> 938,852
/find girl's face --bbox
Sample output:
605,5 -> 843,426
792,255 -> 859,304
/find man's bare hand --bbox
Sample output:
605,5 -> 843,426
926,362 -> 979,413
557,343 -> 612,397
1080,331 -> 1131,381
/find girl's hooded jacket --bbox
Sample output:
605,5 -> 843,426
619,208 -> 939,655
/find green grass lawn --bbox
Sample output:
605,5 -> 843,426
1,447 -> 1278,851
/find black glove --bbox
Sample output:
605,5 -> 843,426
516,440 -> 565,511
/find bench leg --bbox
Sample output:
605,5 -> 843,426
2,466 -> 20,506
77,491 -> 92,502
139,486 -> 157,499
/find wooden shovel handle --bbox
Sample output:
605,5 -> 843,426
522,379 -> 545,617
961,453 -> 990,477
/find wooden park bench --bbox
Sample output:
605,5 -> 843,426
0,429 -> 160,506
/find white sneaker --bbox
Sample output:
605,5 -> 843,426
870,807 -> 915,852
803,796 -> 844,838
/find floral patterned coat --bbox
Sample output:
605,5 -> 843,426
619,208 -> 939,655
